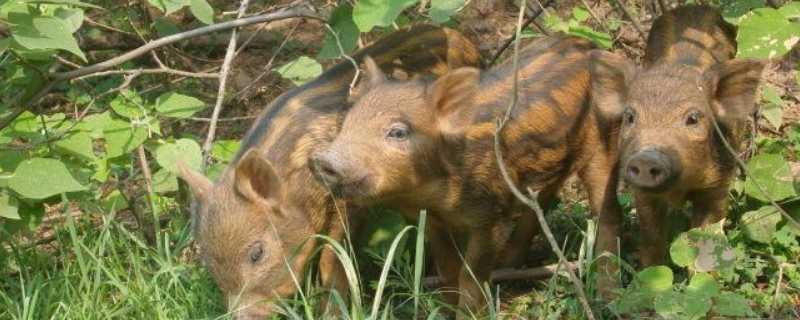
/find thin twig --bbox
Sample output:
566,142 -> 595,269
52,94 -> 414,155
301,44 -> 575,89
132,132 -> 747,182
234,21 -> 300,102
422,263 -> 576,287
771,263 -> 786,319
488,0 -> 555,66
0,5 -> 319,132
492,2 -> 596,319
137,146 -> 154,195
201,0 -> 253,171
190,115 -> 256,122
611,0 -> 646,38
707,101 -> 800,230
77,68 -> 219,79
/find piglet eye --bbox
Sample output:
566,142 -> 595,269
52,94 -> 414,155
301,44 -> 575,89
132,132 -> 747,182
387,124 -> 409,140
248,243 -> 264,264
622,109 -> 636,127
685,111 -> 701,126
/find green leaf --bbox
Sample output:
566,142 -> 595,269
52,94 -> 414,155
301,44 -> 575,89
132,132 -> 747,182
211,140 -> 240,162
163,0 -> 189,15
54,130 -> 97,162
0,191 -> 20,220
55,7 -> 84,33
146,0 -> 166,12
571,6 -> 590,22
0,37 -> 9,57
77,111 -> 113,139
205,162 -> 226,181
609,266 -> 673,314
670,221 -> 736,272
274,56 -> 323,86
686,273 -> 721,299
154,18 -> 181,37
155,138 -> 202,174
740,205 -> 782,243
737,8 -> 800,59
11,15 -> 86,61
429,0 -> 466,23
568,24 -> 613,49
318,5 -> 359,60
0,201 -> 44,237
352,0 -> 418,32
636,266 -> 674,292
22,0 -> 103,9
101,190 -> 129,212
654,290 -> 712,320
7,158 -> 87,199
779,2 -> 800,19
712,292 -> 754,317
102,119 -> 148,158
155,92 -> 207,119
762,86 -> 784,130
718,0 -> 763,22
743,153 -> 796,202
189,0 -> 213,24
0,151 -> 26,173
152,169 -> 179,193
110,90 -> 148,119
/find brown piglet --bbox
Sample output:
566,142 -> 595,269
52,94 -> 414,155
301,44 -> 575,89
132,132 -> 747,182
178,25 -> 482,320
310,36 -> 622,316
589,5 -> 765,273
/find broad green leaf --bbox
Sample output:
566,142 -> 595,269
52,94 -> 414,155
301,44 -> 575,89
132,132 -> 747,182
0,38 -> 9,57
743,153 -> 796,202
654,291 -> 712,320
636,266 -> 674,292
274,56 -> 323,86
101,190 -> 129,212
211,140 -> 240,162
762,86 -> 784,129
11,15 -> 86,61
0,151 -> 26,173
429,0 -> 467,23
206,162 -> 226,181
189,0 -> 213,24
23,0 -> 103,9
712,292 -> 754,317
318,5 -> 360,60
146,0 -> 166,12
0,201 -> 44,237
352,0 -> 418,32
7,158 -> 87,199
568,24 -> 612,49
686,273 -> 721,298
0,191 -> 20,219
155,138 -> 202,174
153,169 -> 179,193
103,119 -> 147,158
154,18 -> 181,37
779,2 -> 800,19
718,0 -> 763,22
155,92 -> 207,119
55,7 -> 84,32
54,130 -> 97,162
571,6 -> 590,22
78,112 -> 113,139
670,221 -> 736,272
609,266 -> 673,314
163,0 -> 189,15
740,205 -> 782,243
110,90 -> 148,119
737,8 -> 800,59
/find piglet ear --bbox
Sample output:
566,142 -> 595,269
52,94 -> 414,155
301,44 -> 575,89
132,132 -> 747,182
428,67 -> 480,120
703,59 -> 766,122
349,56 -> 386,102
234,149 -> 282,205
589,50 -> 637,120
177,160 -> 213,200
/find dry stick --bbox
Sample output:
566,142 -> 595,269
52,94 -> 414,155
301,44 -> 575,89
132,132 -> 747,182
771,262 -> 786,319
422,263 -> 577,287
657,0 -> 669,12
580,0 -> 613,35
487,0 -> 555,67
0,5 -> 320,132
611,0 -> 646,39
492,2 -> 596,319
707,105 -> 800,230
201,0 -> 252,171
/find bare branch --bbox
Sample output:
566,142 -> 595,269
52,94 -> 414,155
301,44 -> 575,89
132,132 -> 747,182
423,262 -> 577,287
611,0 -> 646,38
492,2 -> 596,319
77,68 -> 219,79
0,4 -> 320,132
201,0 -> 253,171
488,0 -> 555,66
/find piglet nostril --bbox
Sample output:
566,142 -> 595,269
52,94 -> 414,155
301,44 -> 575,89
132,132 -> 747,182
649,167 -> 661,178
629,166 -> 640,176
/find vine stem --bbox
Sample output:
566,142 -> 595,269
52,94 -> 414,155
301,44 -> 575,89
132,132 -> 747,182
201,0 -> 252,171
493,2 -> 596,319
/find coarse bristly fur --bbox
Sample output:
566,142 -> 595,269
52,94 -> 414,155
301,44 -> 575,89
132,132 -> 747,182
589,4 -> 766,287
177,25 -> 483,320
311,35 -> 623,317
